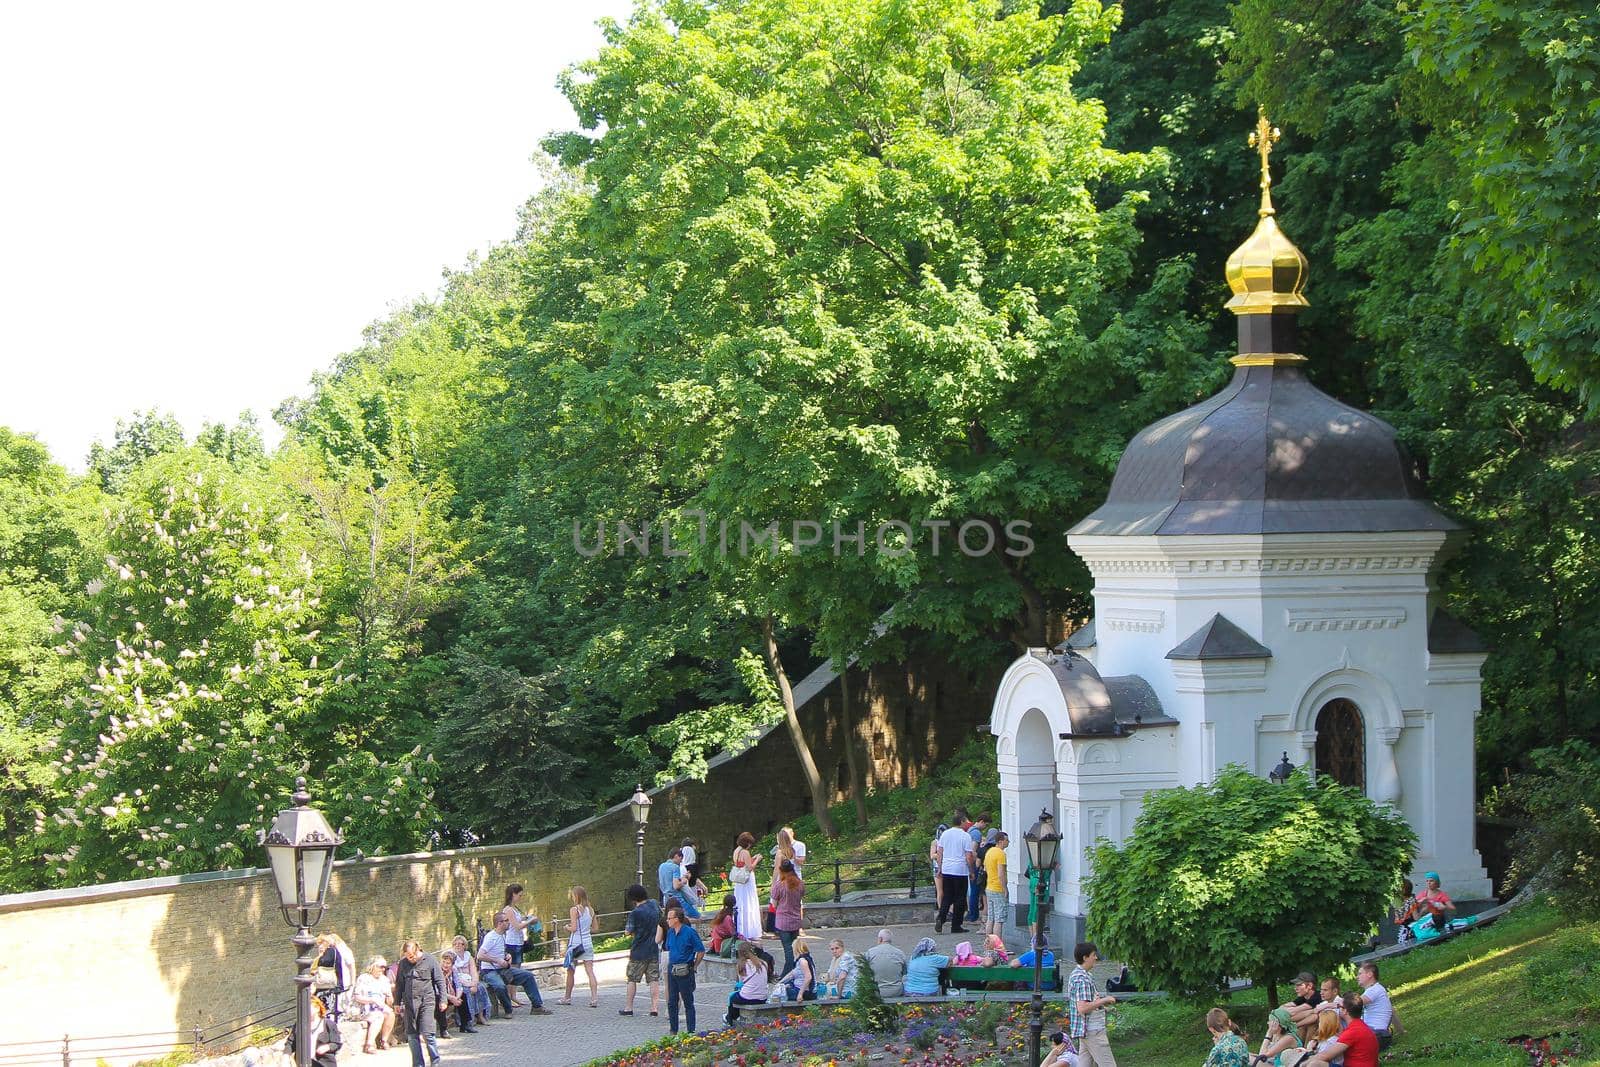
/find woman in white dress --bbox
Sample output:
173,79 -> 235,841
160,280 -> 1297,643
559,885 -> 600,1007
732,831 -> 763,941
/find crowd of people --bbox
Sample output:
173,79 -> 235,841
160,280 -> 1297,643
303,819 -> 1424,1066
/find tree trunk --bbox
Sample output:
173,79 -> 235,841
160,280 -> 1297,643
839,668 -> 870,829
762,615 -> 839,839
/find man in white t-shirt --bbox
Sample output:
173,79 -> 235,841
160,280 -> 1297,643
934,810 -> 977,934
1357,961 -> 1396,1049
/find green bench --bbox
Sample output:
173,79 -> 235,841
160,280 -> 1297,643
942,964 -> 1061,993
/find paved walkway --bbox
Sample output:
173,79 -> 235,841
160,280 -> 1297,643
328,923 -> 1073,1067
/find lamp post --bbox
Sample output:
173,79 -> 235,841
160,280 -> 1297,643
261,777 -> 342,1067
1268,751 -> 1296,784
628,783 -> 652,888
1023,810 -> 1061,1067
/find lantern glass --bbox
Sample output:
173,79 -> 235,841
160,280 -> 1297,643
1024,810 -> 1060,872
267,842 -> 299,914
629,784 -> 652,827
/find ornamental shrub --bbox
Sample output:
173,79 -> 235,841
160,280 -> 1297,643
1084,765 -> 1415,1000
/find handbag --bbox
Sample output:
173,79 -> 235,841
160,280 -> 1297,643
670,963 -> 691,978
314,966 -> 340,991
731,865 -> 752,885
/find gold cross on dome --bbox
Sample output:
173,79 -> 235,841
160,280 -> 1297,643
1247,107 -> 1281,216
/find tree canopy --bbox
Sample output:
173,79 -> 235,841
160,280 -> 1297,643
2,0 -> 1597,891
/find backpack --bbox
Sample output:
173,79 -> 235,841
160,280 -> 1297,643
975,842 -> 996,892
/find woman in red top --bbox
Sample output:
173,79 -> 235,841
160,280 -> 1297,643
709,894 -> 739,955
1308,994 -> 1379,1067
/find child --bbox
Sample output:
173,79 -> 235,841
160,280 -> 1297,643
951,940 -> 984,966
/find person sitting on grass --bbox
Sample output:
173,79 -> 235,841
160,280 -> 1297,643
1280,971 -> 1321,1035
903,937 -> 950,997
1306,994 -> 1379,1067
1251,1007 -> 1302,1065
1203,1007 -> 1251,1067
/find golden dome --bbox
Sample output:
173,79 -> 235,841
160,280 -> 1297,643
1224,109 -> 1309,314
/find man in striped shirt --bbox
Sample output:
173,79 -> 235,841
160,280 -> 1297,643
1067,941 -> 1118,1066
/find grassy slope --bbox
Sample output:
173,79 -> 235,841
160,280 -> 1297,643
745,736 -> 1002,901
1109,902 -> 1600,1066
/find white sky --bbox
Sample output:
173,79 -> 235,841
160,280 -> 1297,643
0,0 -> 634,470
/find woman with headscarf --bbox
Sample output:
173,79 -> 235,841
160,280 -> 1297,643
1254,1007 -> 1304,1065
951,940 -> 984,966
903,937 -> 951,996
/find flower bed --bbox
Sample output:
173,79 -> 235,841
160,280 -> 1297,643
586,1004 -> 1050,1067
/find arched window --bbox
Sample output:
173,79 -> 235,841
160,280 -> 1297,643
1314,699 -> 1365,790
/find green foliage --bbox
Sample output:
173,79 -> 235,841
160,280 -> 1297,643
430,651 -> 595,843
843,947 -> 900,1033
1489,742 -> 1600,916
1085,765 -> 1415,998
1405,0 -> 1600,399
86,410 -> 187,493
40,449 -> 436,881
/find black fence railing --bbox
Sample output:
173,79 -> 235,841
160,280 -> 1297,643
810,852 -> 930,903
0,998 -> 295,1067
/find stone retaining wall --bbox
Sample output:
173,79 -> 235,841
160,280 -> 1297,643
0,649 -> 999,1050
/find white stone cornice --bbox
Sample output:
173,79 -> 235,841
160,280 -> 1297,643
1068,531 -> 1449,579
1285,606 -> 1406,632
1102,607 -> 1165,633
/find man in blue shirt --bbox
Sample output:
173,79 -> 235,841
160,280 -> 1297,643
662,906 -> 705,1034
657,847 -> 701,917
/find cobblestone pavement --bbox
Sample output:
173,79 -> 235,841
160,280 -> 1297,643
335,923 -> 1077,1067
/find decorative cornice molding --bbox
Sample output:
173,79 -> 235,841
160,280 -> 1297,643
1083,555 -> 1434,578
1285,607 -> 1406,632
1103,607 -> 1165,633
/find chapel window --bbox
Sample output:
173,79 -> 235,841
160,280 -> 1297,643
1314,698 -> 1365,791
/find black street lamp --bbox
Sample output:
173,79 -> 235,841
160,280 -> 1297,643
628,783 -> 653,888
261,777 -> 342,1067
1023,810 -> 1062,1067
1269,751 -> 1296,785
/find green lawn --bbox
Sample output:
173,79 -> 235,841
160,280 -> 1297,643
1105,902 -> 1599,1065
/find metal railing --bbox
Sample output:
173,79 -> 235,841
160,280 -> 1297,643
810,852 -> 930,902
0,998 -> 294,1067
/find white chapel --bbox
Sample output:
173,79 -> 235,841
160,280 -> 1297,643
990,115 -> 1495,944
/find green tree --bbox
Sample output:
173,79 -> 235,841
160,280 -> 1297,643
0,428 -> 102,891
86,409 -> 187,493
1404,0 -> 1600,399
42,450 -> 435,882
1488,741 -> 1600,917
544,0 -> 1215,829
1085,766 -> 1415,1003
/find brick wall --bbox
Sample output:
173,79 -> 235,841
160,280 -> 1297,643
0,649 -> 1001,1049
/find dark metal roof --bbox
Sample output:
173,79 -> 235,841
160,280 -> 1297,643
1071,364 -> 1458,536
1060,620 -> 1096,650
1029,649 -> 1170,737
1428,608 -> 1488,654
1166,613 -> 1272,661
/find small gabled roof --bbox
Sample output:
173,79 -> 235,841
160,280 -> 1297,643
1428,608 -> 1488,654
1165,613 -> 1272,661
1060,620 -> 1096,650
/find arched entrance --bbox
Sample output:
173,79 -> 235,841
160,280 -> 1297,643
1314,698 -> 1365,790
